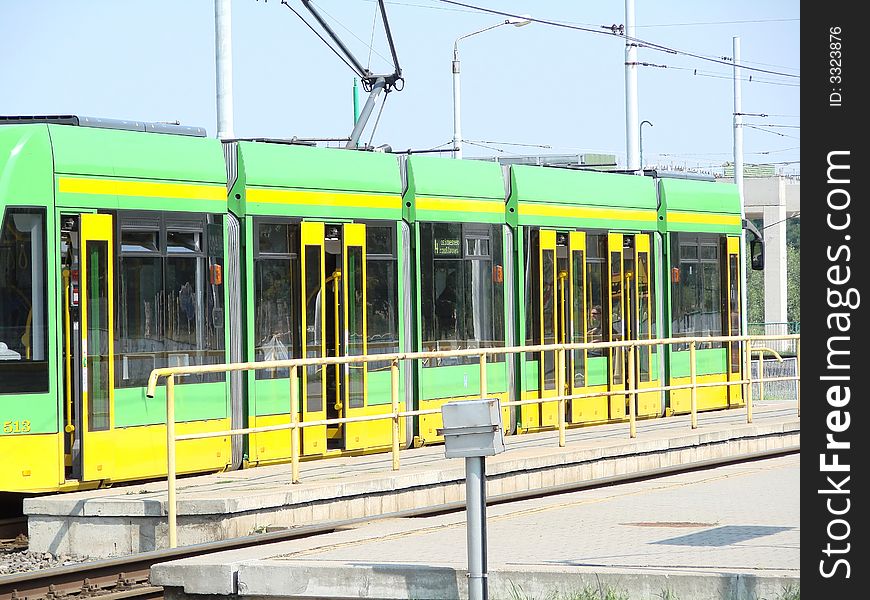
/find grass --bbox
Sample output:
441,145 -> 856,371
503,581 -> 631,600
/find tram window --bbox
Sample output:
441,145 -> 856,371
117,255 -> 163,386
167,231 -> 201,254
365,225 -> 398,372
116,212 -> 225,387
420,222 -> 504,366
585,234 -> 607,357
670,233 -> 724,348
524,228 -> 539,364
0,207 -> 49,393
121,230 -> 158,253
254,222 -> 299,380
258,223 -> 292,255
729,254 -> 741,372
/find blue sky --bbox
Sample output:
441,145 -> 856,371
1,1 -> 799,174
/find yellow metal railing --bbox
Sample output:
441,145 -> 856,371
145,333 -> 800,548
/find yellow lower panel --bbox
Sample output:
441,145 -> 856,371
609,387 -> 626,420
249,414 -> 294,465
345,402 -> 407,452
519,389 -> 559,431
636,381 -> 662,417
85,419 -> 232,484
569,385 -> 609,424
669,374 -> 731,413
0,433 -> 64,492
519,391 -> 541,433
419,393 -> 509,444
728,375 -> 745,407
540,390 -> 559,428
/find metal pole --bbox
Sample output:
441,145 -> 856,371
214,0 -> 234,139
346,77 -> 386,149
628,345 -> 637,438
290,366 -> 300,483
758,350 -> 765,404
479,353 -> 487,399
465,456 -> 487,600
796,338 -> 801,417
745,343 -> 753,424
734,37 -> 748,344
452,45 -> 462,159
166,375 -> 177,549
689,341 -> 697,429
391,359 -> 400,471
624,0 -> 640,172
557,348 -> 566,447
353,78 -> 360,148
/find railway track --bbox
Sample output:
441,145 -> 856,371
0,448 -> 797,600
0,520 -> 27,554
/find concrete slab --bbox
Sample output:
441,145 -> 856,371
152,454 -> 800,600
25,402 -> 800,558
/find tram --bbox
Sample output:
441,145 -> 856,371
0,116 -> 759,492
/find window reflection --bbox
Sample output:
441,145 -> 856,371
0,208 -> 49,393
670,232 -> 725,350
421,222 -> 504,367
116,213 -> 225,387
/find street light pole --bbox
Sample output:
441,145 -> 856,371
639,120 -> 653,171
453,16 -> 531,159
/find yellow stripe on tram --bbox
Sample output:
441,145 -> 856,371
57,177 -> 225,201
415,197 -> 505,214
247,188 -> 401,210
666,211 -> 742,226
518,203 -> 657,222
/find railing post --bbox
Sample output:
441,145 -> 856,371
689,341 -> 697,430
166,374 -> 177,549
290,365 -> 300,484
627,345 -> 636,438
745,345 -> 753,424
557,348 -> 566,447
796,338 -> 801,418
757,349 -> 765,404
479,353 -> 487,400
391,359 -> 400,471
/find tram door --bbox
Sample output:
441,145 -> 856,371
724,237 -> 743,406
300,222 -> 368,453
622,234 -> 660,416
537,230 -> 559,427
61,214 -> 116,481
607,233 -> 626,419
532,230 -> 589,428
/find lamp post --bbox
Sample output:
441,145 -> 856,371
453,15 -> 531,159
639,120 -> 653,171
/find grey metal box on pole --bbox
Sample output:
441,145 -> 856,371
439,398 -> 505,600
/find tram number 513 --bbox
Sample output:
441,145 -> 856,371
3,420 -> 32,434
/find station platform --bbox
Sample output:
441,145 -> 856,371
151,453 -> 800,600
24,402 -> 799,559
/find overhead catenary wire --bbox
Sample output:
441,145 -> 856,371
433,0 -> 799,79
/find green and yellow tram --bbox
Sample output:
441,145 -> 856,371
0,116 -> 758,493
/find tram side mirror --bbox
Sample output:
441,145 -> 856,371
750,239 -> 764,270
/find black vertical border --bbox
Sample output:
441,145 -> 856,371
802,4 -> 866,596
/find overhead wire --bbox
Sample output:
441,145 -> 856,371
433,0 -> 799,79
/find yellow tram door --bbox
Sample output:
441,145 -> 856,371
300,222 -> 327,456
625,234 -> 659,417
606,233 -> 626,419
538,230 -> 559,427
566,231 -> 593,422
724,237 -> 744,406
78,214 -> 116,481
341,223 -> 369,451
